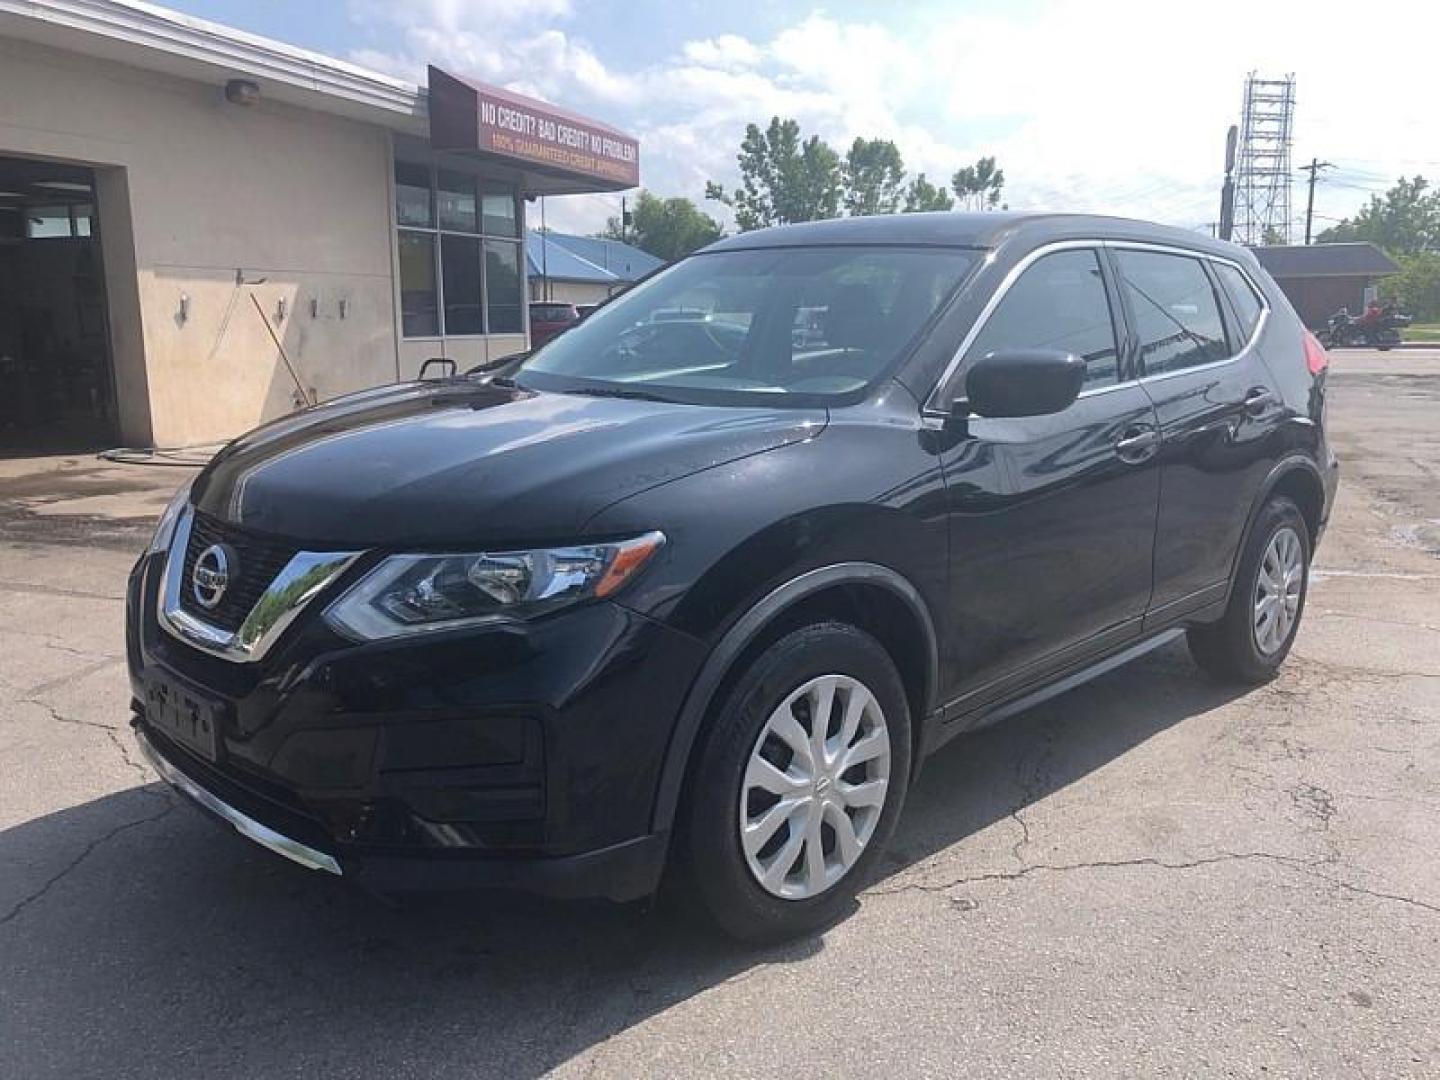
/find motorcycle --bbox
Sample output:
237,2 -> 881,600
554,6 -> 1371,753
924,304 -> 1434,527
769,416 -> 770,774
1318,306 -> 1411,350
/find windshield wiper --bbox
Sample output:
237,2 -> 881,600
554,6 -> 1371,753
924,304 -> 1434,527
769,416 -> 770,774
563,385 -> 674,403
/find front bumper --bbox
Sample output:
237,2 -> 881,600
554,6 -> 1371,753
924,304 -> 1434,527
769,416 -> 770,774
137,721 -> 670,900
127,545 -> 706,901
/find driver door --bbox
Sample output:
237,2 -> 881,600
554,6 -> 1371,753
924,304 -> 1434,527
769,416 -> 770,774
936,246 -> 1162,720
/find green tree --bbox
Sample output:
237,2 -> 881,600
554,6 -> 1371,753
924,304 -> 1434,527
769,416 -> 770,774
600,190 -> 722,261
706,117 -> 842,230
1381,252 -> 1440,321
901,173 -> 955,213
1317,175 -> 1440,255
952,156 -> 1005,211
842,137 -> 906,216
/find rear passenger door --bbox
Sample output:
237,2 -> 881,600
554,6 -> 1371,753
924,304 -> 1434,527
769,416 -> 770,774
1109,246 -> 1281,624
935,246 -> 1162,715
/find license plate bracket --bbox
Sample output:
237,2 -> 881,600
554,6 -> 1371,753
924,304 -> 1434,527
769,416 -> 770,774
144,671 -> 224,762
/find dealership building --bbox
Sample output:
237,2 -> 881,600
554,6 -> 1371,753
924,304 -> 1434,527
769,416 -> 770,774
0,0 -> 641,452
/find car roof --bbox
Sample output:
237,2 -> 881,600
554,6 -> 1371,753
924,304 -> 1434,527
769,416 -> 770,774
704,211 -> 1257,266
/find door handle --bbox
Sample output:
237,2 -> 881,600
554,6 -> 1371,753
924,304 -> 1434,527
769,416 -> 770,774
1114,425 -> 1160,464
1243,388 -> 1278,416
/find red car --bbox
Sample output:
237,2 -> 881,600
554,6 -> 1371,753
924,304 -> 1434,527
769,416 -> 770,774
529,302 -> 579,347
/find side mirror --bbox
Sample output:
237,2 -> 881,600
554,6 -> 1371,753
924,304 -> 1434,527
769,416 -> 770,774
963,349 -> 1085,419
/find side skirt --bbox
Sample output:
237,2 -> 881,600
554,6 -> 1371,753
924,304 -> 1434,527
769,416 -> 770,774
921,627 -> 1185,757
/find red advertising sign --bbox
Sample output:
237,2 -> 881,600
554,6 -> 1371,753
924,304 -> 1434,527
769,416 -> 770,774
428,66 -> 640,191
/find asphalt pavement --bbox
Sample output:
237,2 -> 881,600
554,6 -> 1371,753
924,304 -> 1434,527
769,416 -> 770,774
1,348 -> 1437,1078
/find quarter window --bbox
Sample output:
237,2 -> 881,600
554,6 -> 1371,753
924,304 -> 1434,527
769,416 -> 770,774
1212,261 -> 1265,342
1114,250 -> 1228,375
965,249 -> 1120,390
394,158 -> 522,338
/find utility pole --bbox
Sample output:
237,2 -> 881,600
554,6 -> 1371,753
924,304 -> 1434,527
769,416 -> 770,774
620,195 -> 627,245
1299,158 -> 1334,245
540,195 -> 550,301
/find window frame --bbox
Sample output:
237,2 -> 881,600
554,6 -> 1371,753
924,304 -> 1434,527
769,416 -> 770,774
393,156 -> 523,340
925,237 -> 1281,416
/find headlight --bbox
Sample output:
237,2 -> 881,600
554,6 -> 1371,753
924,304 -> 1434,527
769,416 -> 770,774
324,532 -> 666,641
146,482 -> 193,555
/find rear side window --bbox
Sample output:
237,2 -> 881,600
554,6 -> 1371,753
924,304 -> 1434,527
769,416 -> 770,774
1114,250 -> 1229,376
966,249 -> 1119,389
1212,261 -> 1265,342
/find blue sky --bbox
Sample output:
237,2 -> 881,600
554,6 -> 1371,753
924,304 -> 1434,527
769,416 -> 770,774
163,0 -> 1439,237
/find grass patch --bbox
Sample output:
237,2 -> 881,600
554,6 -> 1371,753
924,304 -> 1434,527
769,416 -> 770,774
1405,322 -> 1440,342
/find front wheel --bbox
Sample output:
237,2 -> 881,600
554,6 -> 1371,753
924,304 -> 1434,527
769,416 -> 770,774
678,622 -> 912,943
1188,496 -> 1311,683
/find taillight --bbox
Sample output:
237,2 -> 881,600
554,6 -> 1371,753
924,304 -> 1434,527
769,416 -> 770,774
1303,330 -> 1329,375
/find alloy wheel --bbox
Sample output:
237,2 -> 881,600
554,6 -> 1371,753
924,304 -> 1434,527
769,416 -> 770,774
739,674 -> 891,900
1253,525 -> 1304,655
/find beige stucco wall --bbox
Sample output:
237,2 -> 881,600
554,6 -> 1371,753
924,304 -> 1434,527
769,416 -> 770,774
0,37 -> 400,446
397,334 -> 529,377
530,279 -> 615,306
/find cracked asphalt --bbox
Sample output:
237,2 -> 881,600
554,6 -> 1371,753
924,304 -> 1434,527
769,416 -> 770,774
2,348 -> 1438,1078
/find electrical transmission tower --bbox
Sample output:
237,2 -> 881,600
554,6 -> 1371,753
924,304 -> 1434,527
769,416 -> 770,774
1234,72 -> 1296,245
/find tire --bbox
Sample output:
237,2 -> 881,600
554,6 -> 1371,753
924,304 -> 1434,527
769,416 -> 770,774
1188,496 -> 1311,684
677,622 -> 912,943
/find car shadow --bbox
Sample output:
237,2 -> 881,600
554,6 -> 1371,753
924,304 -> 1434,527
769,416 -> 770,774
0,641 -> 1250,1077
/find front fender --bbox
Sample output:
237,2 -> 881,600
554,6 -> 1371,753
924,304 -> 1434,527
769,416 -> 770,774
644,561 -> 939,836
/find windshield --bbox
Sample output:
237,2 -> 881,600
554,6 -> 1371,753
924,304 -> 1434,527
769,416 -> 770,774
517,245 -> 978,406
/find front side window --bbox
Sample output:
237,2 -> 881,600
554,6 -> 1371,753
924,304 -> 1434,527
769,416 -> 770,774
394,158 -> 521,338
964,249 -> 1119,390
1115,250 -> 1229,376
519,246 -> 977,406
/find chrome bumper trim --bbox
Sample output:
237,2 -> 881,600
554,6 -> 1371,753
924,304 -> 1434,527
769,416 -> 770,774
157,508 -> 361,664
134,726 -> 343,875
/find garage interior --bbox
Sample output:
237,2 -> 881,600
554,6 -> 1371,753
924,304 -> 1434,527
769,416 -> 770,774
0,157 -> 115,455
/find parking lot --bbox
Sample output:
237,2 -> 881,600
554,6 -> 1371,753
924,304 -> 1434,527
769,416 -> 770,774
1,348 -> 1437,1078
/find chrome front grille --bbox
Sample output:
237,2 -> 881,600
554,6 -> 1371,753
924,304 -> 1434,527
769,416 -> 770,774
159,508 -> 362,663
178,513 -> 301,633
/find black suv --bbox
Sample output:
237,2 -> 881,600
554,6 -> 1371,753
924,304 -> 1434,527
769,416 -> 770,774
127,213 -> 1338,941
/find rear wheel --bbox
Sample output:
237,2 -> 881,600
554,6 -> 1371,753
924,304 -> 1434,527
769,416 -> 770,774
1188,496 -> 1310,683
679,622 -> 911,943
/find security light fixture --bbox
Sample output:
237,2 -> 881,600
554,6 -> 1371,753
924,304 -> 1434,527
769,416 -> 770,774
225,79 -> 261,106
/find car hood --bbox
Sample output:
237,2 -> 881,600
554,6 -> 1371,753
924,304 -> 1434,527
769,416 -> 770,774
191,380 -> 826,547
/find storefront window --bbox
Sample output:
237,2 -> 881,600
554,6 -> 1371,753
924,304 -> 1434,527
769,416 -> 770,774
442,235 -> 483,335
398,231 -> 438,336
394,161 -> 433,228
394,156 -> 522,337
485,241 -> 523,333
481,185 -> 519,238
437,169 -> 477,233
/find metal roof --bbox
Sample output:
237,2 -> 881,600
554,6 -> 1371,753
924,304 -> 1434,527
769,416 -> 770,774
526,231 -> 664,284
1251,242 -> 1399,279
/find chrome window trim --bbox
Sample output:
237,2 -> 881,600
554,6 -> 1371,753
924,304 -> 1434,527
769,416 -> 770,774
923,237 -> 1273,416
157,508 -> 362,663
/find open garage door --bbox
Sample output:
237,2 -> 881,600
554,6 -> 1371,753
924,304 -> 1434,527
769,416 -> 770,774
0,158 -> 117,454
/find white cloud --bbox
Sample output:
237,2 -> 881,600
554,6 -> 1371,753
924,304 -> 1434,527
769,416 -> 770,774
349,0 -> 1440,237
682,34 -> 762,70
